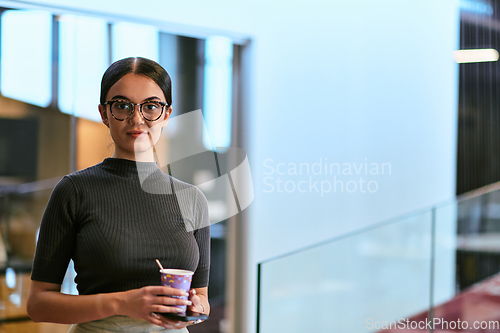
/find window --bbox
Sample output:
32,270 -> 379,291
203,36 -> 233,150
58,15 -> 109,122
1,10 -> 52,107
111,22 -> 159,62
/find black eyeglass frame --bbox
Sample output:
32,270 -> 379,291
102,100 -> 170,122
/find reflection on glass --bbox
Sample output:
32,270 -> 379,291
58,15 -> 109,122
0,10 -> 52,107
111,22 -> 159,62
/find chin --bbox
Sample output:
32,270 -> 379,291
132,141 -> 155,152
133,144 -> 154,153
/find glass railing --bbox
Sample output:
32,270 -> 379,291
257,183 -> 500,333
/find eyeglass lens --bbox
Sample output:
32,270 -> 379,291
110,101 -> 163,121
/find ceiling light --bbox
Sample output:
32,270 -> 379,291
453,49 -> 499,63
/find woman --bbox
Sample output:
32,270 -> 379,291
26,57 -> 210,332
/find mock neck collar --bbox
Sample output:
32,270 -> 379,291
101,158 -> 159,178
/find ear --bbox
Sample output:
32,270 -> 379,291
98,104 -> 109,128
161,106 -> 172,129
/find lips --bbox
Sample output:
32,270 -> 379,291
127,130 -> 148,139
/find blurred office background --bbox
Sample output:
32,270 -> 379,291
0,0 -> 500,332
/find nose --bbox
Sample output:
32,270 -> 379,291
128,104 -> 144,124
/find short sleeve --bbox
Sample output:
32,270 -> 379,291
191,189 -> 210,288
31,176 -> 78,284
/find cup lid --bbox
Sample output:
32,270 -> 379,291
160,268 -> 194,275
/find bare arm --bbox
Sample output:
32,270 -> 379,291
27,280 -> 190,327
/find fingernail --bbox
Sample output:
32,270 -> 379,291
185,301 -> 192,305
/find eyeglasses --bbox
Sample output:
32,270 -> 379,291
102,100 -> 169,122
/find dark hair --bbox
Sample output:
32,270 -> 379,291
100,57 -> 172,106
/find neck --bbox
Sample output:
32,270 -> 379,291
111,148 -> 156,162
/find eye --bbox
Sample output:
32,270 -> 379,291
114,101 -> 131,110
143,102 -> 161,111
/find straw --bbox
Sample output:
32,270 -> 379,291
155,259 -> 164,270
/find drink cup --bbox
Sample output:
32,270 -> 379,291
160,268 -> 194,312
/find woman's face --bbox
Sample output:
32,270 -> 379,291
98,73 -> 171,161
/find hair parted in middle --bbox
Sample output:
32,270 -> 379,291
100,57 -> 172,107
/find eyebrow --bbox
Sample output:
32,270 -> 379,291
110,95 -> 162,102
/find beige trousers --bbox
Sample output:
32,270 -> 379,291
67,316 -> 189,333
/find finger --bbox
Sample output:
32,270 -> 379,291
186,294 -> 202,310
155,296 -> 192,307
150,312 -> 189,329
188,301 -> 200,311
156,315 -> 188,329
188,294 -> 201,310
153,305 -> 185,314
162,318 -> 185,326
148,285 -> 190,297
187,303 -> 203,314
173,321 -> 189,329
149,312 -> 174,329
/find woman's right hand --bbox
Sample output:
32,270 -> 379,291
119,286 -> 191,328
27,281 -> 190,328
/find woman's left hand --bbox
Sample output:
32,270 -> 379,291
156,288 -> 206,330
187,289 -> 204,314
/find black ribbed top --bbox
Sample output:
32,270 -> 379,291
31,158 -> 210,295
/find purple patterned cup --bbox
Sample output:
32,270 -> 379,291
160,269 -> 194,312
